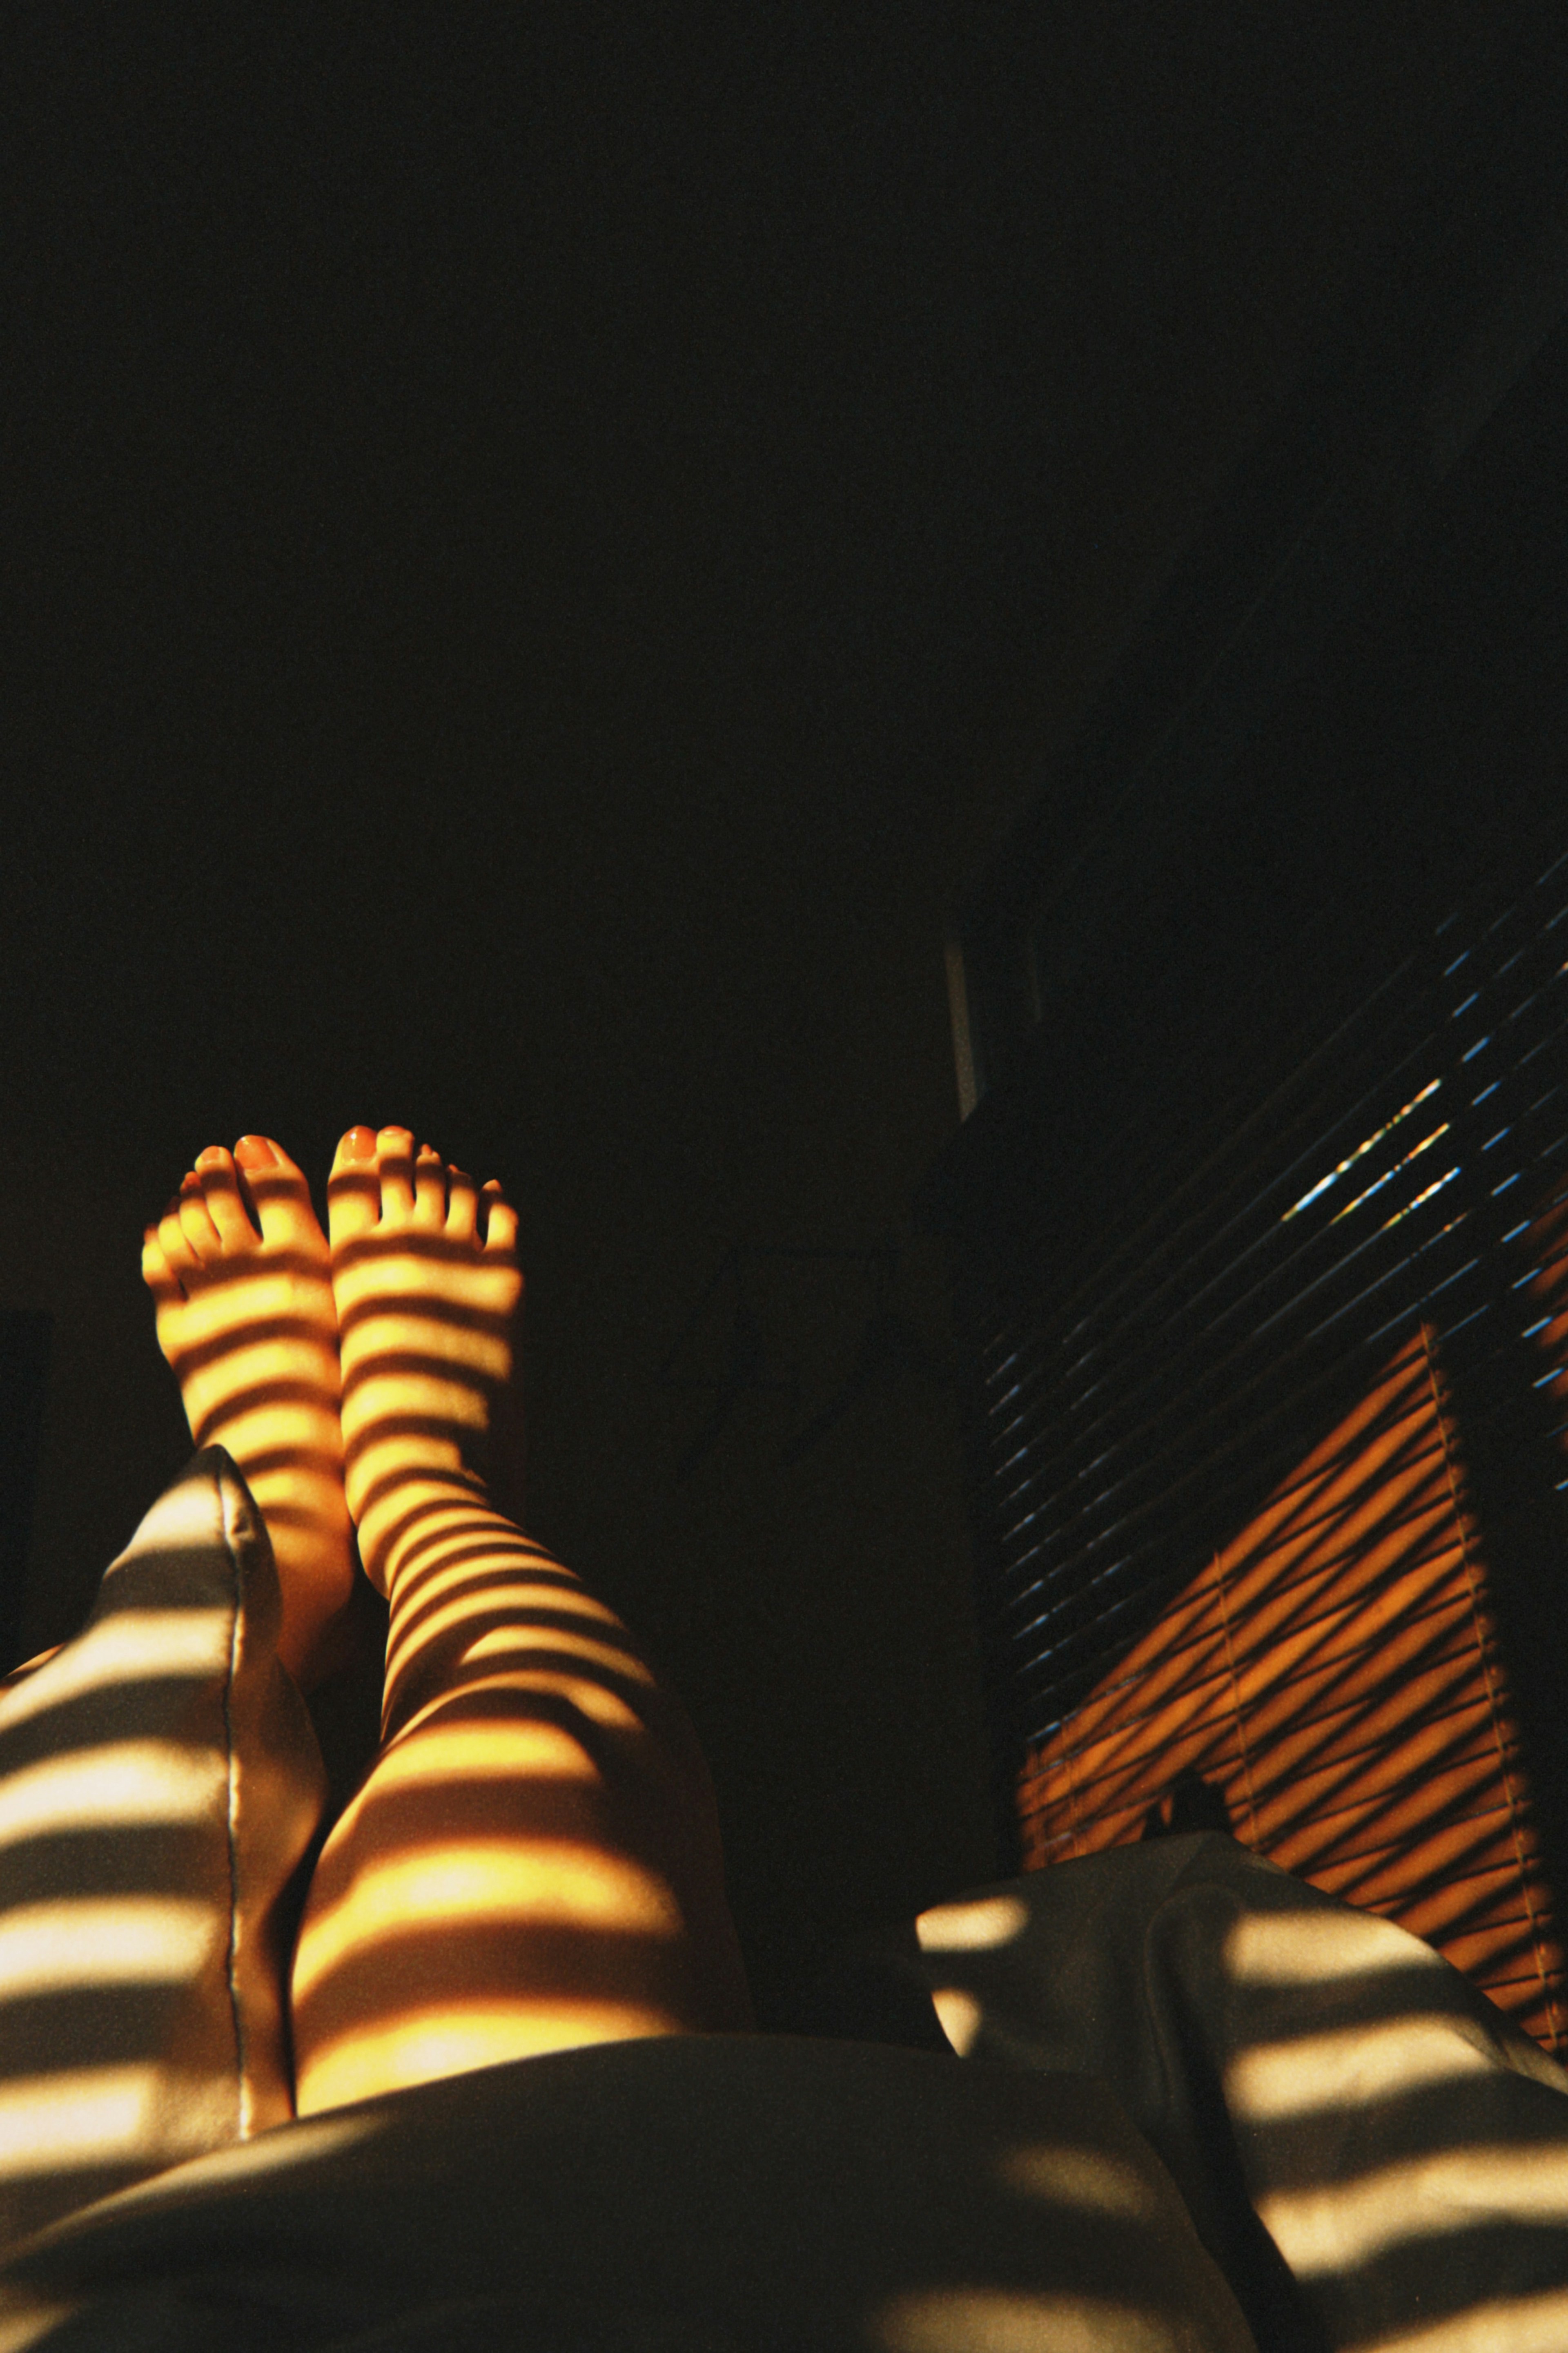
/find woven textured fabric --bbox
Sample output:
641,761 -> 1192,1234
0,1448 -> 327,2253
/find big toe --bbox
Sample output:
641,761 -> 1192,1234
327,1128 -> 382,1245
194,1146 -> 259,1251
234,1136 -> 325,1253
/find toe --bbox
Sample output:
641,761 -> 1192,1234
177,1169 -> 227,1266
479,1180 -> 519,1259
445,1166 -> 478,1242
413,1145 -> 447,1229
140,1226 -> 186,1306
196,1146 -> 260,1251
327,1129 -> 381,1245
236,1134 -> 325,1251
377,1127 -> 417,1219
157,1193 -> 203,1284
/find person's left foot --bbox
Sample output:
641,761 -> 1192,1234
141,1137 -> 358,1689
326,1125 -> 523,1596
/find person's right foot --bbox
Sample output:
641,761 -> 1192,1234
141,1137 -> 357,1688
326,1126 -> 523,1593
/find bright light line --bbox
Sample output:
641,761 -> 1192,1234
1328,1125 -> 1450,1227
1281,1081 -> 1443,1223
1380,1166 -> 1461,1232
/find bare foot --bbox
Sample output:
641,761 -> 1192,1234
326,1126 -> 522,1594
141,1137 -> 357,1689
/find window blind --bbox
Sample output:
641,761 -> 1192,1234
958,847 -> 1568,2049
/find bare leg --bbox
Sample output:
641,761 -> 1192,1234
140,1137 -> 357,1690
289,1126 -> 752,2116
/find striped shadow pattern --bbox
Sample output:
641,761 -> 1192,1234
1015,1324 -> 1565,2050
0,1449 -> 327,2253
875,1838 -> 1568,2352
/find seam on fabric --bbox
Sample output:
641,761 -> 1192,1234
216,1466 -> 252,2136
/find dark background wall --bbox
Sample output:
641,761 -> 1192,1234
1,5 -> 1558,2019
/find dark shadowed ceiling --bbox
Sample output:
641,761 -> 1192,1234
5,8 -> 1539,1170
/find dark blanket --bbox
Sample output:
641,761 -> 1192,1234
0,2032 -> 1254,2351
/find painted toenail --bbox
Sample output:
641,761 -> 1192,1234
234,1136 -> 275,1169
341,1128 -> 376,1162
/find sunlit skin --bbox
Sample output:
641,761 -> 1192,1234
286,1125 -> 751,2108
156,1122 -> 752,2115
140,1138 -> 356,1689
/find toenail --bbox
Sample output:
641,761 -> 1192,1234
196,1147 -> 225,1168
234,1136 -> 275,1168
341,1128 -> 376,1162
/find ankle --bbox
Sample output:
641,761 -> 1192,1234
353,1468 -> 497,1596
